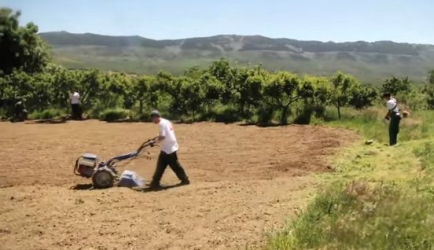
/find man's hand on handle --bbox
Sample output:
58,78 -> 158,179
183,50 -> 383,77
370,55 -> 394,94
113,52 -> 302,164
155,135 -> 165,143
137,137 -> 158,152
150,136 -> 159,147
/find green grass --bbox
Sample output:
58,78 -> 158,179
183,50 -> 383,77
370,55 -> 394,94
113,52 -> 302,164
325,107 -> 432,143
265,107 -> 434,250
266,180 -> 434,250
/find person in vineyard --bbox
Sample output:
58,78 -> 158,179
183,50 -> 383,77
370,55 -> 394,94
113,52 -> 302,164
383,93 -> 401,146
13,97 -> 27,122
69,89 -> 82,120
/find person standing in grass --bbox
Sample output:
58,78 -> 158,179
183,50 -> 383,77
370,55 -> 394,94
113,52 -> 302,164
383,93 -> 401,146
69,89 -> 82,120
149,110 -> 190,190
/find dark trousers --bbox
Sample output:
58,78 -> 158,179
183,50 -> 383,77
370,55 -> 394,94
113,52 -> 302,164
71,104 -> 82,120
14,108 -> 27,120
389,112 -> 401,145
151,151 -> 189,186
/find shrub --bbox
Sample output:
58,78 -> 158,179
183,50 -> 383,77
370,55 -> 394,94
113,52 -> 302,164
202,105 -> 241,123
28,109 -> 66,120
256,104 -> 275,125
294,103 -> 315,125
99,108 -> 133,122
136,112 -> 151,122
0,108 -> 7,120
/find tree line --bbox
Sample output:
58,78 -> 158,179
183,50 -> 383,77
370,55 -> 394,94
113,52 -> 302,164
2,60 -> 433,124
1,7 -> 434,124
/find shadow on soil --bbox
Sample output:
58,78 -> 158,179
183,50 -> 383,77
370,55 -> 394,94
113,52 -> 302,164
25,119 -> 68,124
71,183 -> 94,190
70,183 -> 183,192
238,122 -> 288,128
139,183 -> 184,192
23,116 -> 92,124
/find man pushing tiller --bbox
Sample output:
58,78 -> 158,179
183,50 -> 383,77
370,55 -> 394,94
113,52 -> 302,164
149,110 -> 190,190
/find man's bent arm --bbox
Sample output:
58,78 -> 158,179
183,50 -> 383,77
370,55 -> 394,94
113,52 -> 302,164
385,109 -> 391,119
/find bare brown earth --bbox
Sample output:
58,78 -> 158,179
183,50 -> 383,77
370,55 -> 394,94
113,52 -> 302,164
0,121 -> 358,250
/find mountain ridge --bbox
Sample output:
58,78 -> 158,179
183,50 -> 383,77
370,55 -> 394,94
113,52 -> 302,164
38,31 -> 434,81
41,31 -> 433,46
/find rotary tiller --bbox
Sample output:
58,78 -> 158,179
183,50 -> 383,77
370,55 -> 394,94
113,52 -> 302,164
73,138 -> 157,189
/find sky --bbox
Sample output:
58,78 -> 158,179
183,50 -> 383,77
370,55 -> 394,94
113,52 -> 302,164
2,0 -> 434,44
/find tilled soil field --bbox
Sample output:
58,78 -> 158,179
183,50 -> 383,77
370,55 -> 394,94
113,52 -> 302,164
0,120 -> 357,250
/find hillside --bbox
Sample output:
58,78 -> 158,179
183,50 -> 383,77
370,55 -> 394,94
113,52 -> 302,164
39,31 -> 434,81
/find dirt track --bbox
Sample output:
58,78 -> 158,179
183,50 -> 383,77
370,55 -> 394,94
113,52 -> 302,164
0,121 -> 357,250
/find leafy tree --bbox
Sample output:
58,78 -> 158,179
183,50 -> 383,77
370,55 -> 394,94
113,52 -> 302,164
208,58 -> 238,105
232,68 -> 265,120
164,76 -> 188,118
182,79 -> 207,121
292,76 -> 334,123
330,72 -> 358,119
381,77 -> 411,96
78,70 -> 104,110
429,69 -> 434,85
131,75 -> 157,114
47,65 -> 75,108
0,8 -> 50,75
198,73 -> 223,110
423,70 -> 434,109
155,70 -> 174,107
31,73 -> 53,110
265,72 -> 314,125
183,65 -> 206,79
424,88 -> 434,109
3,70 -> 32,100
0,76 -> 7,101
306,76 -> 332,118
165,76 -> 206,120
349,85 -> 377,109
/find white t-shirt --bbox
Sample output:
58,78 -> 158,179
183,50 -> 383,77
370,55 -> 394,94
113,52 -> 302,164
386,98 -> 400,113
159,118 -> 179,154
70,92 -> 80,104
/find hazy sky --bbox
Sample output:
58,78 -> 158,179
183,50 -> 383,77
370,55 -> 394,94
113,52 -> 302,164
3,0 -> 434,43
